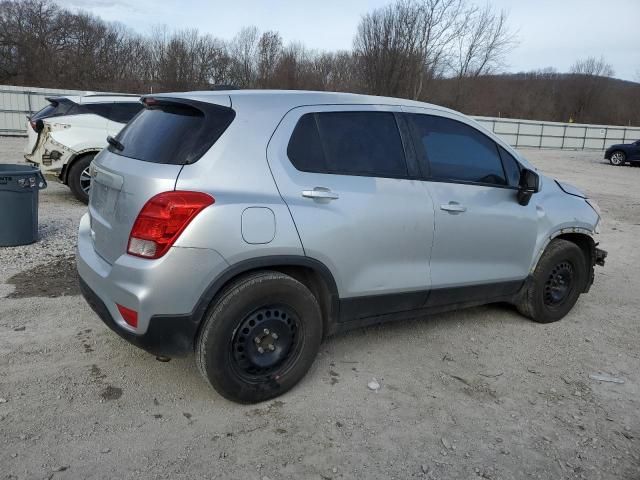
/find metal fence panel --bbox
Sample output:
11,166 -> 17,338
473,115 -> 640,151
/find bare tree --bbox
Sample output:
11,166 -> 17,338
228,26 -> 259,87
352,0 -> 515,100
448,4 -> 516,108
256,31 -> 282,88
452,5 -> 515,79
354,0 -> 466,99
567,56 -> 615,122
570,56 -> 614,77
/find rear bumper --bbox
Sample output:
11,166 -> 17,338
76,213 -> 229,356
79,277 -> 198,357
24,132 -> 73,175
604,151 -> 612,160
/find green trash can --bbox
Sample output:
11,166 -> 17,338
0,164 -> 47,247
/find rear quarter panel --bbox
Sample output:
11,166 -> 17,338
172,95 -> 304,264
48,115 -> 109,153
26,114 -> 108,173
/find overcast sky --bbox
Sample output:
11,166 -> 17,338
58,0 -> 640,82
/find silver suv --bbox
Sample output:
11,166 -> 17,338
77,90 -> 606,403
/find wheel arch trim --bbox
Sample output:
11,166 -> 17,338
60,149 -> 101,184
530,228 -> 597,292
192,255 -> 340,344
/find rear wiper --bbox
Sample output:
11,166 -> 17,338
107,135 -> 124,151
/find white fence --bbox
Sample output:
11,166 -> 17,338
1,84 -> 639,150
473,116 -> 640,151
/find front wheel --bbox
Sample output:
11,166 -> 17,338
68,154 -> 95,204
196,271 -> 323,403
609,151 -> 626,166
517,239 -> 587,323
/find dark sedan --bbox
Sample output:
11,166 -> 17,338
605,140 -> 640,166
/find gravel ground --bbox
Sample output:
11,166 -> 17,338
0,137 -> 638,480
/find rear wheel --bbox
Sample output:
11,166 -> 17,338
68,154 -> 95,204
609,151 -> 626,166
196,271 -> 323,403
517,239 -> 587,323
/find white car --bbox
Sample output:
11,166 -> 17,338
25,93 -> 142,202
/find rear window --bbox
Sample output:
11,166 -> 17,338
31,99 -> 73,120
110,100 -> 235,165
287,111 -> 408,178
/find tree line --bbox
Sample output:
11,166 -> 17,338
0,0 -> 638,126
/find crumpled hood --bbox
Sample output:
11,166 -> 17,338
555,180 -> 587,198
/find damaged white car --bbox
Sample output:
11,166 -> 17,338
24,94 -> 142,203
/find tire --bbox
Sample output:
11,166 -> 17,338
68,154 -> 95,204
609,151 -> 626,166
517,239 -> 587,324
196,271 -> 323,403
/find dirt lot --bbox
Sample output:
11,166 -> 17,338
0,137 -> 638,480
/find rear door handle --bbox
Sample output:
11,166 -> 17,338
440,202 -> 466,213
302,188 -> 339,200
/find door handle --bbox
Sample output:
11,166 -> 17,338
302,188 -> 339,200
440,202 -> 466,213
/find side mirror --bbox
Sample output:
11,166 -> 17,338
517,168 -> 539,206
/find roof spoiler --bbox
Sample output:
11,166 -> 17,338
82,92 -> 140,98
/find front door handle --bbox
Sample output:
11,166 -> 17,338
440,202 -> 467,213
302,188 -> 339,200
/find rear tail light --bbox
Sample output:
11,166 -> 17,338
29,119 -> 44,133
127,191 -> 214,259
116,304 -> 138,328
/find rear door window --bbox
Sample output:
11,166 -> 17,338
110,100 -> 235,165
287,111 -> 408,178
409,114 -> 507,186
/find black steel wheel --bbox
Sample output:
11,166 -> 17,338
543,261 -> 575,307
517,239 -> 587,323
197,271 -> 323,403
231,305 -> 302,381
